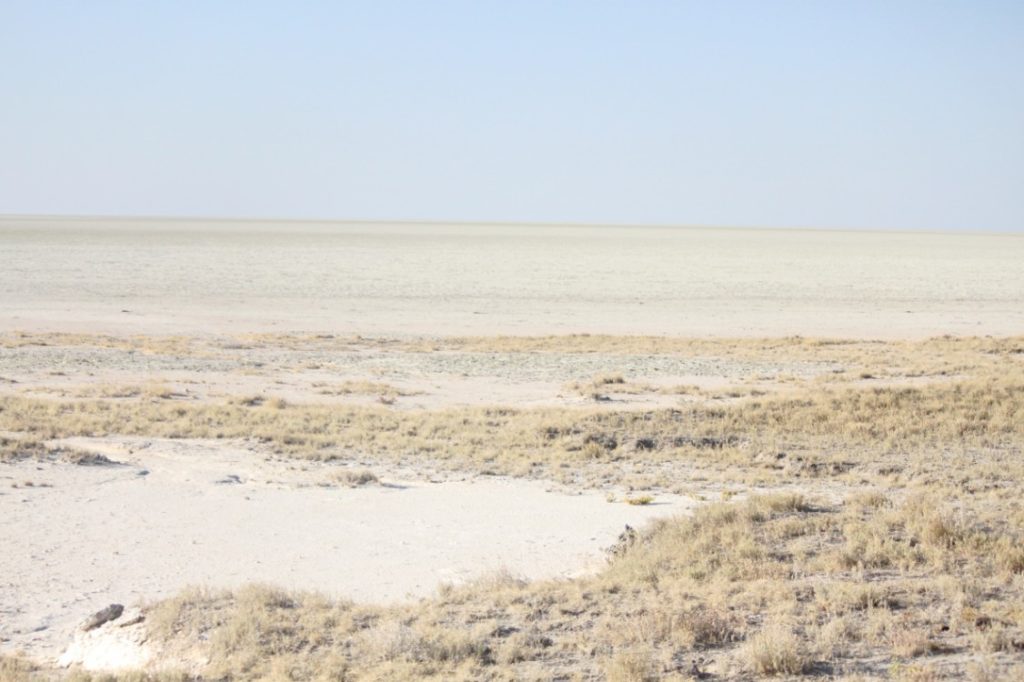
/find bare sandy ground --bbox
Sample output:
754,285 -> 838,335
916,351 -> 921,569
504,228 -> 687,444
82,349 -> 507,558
0,336 -> 836,411
3,218 -> 1023,339
11,300 -> 1019,340
1,220 -> 1021,673
0,436 -> 694,664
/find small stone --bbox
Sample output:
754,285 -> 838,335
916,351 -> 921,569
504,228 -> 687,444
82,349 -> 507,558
82,604 -> 124,631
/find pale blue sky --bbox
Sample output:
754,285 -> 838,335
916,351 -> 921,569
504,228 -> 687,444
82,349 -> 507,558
1,1 -> 1022,231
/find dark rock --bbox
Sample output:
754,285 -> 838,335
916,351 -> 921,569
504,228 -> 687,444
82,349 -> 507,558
82,604 -> 124,631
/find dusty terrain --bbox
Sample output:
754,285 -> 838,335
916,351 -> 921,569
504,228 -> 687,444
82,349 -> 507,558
1,434 -> 694,664
3,218 -> 1023,339
1,222 -> 1023,680
1,331 -> 1022,680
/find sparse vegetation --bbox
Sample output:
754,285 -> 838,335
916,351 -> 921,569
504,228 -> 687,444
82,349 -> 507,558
3,332 -> 1024,679
0,654 -> 40,682
315,380 -> 418,401
34,490 -> 1024,679
0,434 -> 111,465
1,358 -> 1020,492
743,622 -> 810,675
332,469 -> 380,487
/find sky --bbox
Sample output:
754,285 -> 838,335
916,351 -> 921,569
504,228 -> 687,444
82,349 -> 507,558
0,1 -> 1022,231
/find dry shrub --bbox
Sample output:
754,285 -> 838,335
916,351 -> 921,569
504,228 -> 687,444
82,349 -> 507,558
0,655 -> 38,682
581,441 -> 608,460
0,435 -> 109,465
919,511 -> 968,551
143,383 -> 176,400
966,657 -> 1004,682
363,621 -> 420,662
333,469 -> 379,487
684,607 -> 741,649
749,492 -> 812,517
743,622 -> 811,675
462,567 -> 527,593
889,625 -> 937,658
605,647 -> 659,682
493,627 -> 552,665
0,435 -> 48,462
815,614 -> 861,659
994,537 -> 1024,576
604,500 -> 769,585
360,621 -> 491,665
891,663 -> 942,681
90,384 -> 143,398
317,380 -> 410,398
848,490 -> 891,509
970,623 -> 1022,653
834,516 -> 922,572
816,582 -> 893,614
59,449 -> 118,466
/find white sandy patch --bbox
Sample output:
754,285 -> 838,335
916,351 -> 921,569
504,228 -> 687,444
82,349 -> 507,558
0,437 -> 693,663
2,220 -> 1022,339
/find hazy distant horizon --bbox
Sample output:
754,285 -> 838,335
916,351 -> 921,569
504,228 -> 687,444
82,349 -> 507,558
2,213 -> 1022,237
3,216 -> 1022,339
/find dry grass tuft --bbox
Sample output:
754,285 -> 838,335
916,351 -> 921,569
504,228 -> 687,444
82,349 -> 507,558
605,647 -> 660,682
333,469 -> 380,487
743,622 -> 811,675
0,434 -> 112,465
0,655 -> 39,682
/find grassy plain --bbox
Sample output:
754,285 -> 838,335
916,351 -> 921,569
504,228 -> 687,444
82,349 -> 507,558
1,333 -> 1023,679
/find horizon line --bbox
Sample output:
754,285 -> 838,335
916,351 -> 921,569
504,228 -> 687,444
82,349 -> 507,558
0,212 -> 1021,237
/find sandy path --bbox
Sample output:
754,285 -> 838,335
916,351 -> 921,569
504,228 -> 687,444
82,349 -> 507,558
0,437 -> 693,662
